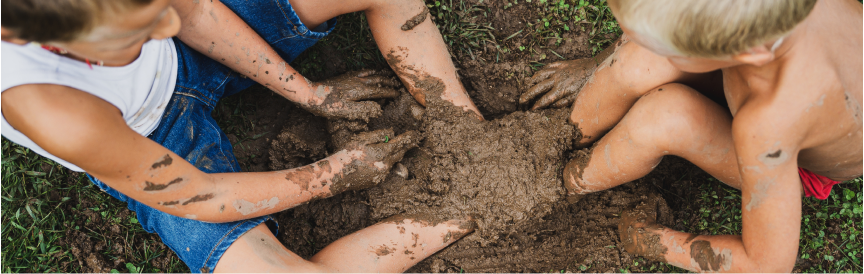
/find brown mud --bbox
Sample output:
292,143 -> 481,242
53,2 -> 819,273
258,1 -> 684,272
401,6 -> 430,31
263,25 -> 676,272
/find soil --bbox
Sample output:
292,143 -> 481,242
222,1 -> 691,272
51,2 -> 750,273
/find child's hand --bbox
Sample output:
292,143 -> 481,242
329,129 -> 421,194
520,59 -> 598,110
303,70 -> 402,121
618,195 -> 667,262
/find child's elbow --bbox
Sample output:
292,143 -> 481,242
736,252 -> 796,273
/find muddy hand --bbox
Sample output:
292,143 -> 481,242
520,59 -> 598,110
329,129 -> 421,194
304,70 -> 402,121
618,196 -> 667,262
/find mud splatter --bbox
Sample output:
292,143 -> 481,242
758,148 -> 789,166
401,6 -> 429,31
151,154 -> 173,170
375,245 -> 395,256
618,195 -> 670,262
181,193 -> 215,206
159,200 -> 179,206
745,176 -> 776,211
689,240 -> 731,272
143,178 -> 183,191
233,197 -> 280,215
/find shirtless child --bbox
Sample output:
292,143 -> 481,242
1,0 -> 481,272
521,0 -> 862,272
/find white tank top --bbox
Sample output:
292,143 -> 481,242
1,39 -> 178,172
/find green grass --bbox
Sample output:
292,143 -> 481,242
1,141 -> 185,272
1,0 -> 861,272
680,177 -> 863,273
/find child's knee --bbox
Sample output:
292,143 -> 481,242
628,84 -> 711,146
611,44 -> 680,97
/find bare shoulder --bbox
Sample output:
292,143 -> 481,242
774,59 -> 861,179
2,84 -> 126,162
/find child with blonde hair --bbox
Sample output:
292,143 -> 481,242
1,0 -> 479,272
522,0 -> 861,271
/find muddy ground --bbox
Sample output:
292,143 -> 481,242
216,2 -> 695,271
51,1 -> 743,273
211,1 -> 698,272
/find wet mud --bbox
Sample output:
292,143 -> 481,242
263,67 -> 683,272
401,6 -> 429,31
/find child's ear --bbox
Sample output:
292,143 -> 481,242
731,44 -> 774,67
1,27 -> 29,45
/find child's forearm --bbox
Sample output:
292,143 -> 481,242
156,149 -> 365,223
650,230 -> 756,272
170,0 -> 319,104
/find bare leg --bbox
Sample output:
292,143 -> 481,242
566,39 -> 721,146
563,83 -> 741,197
290,0 -> 483,119
214,216 -> 474,272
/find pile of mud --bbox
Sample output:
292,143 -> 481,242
265,90 -> 676,272
365,101 -> 578,245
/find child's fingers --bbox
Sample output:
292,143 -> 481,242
360,75 -> 403,88
544,60 -> 568,69
354,69 -> 378,78
525,69 -> 557,87
532,86 -> 572,110
520,79 -> 556,105
356,69 -> 396,78
382,130 -> 421,165
344,86 -> 401,102
549,91 -> 579,109
351,128 -> 396,146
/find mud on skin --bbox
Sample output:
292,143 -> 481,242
327,129 -> 421,195
302,71 -> 401,122
617,194 -> 672,263
264,84 -> 685,272
401,5 -> 429,31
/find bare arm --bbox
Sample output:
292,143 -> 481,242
620,103 -> 804,272
1,85 -> 417,222
170,0 -> 399,121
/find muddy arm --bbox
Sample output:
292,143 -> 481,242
127,129 -> 418,223
2,85 -> 416,223
171,0 -> 401,120
170,0 -> 318,105
620,109 -> 804,272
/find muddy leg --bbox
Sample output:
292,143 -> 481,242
563,83 -> 741,198
310,216 -> 475,272
214,216 -> 474,272
288,0 -> 481,119
565,40 -> 719,147
364,1 -> 483,119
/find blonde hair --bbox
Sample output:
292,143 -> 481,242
608,0 -> 817,58
2,0 -> 154,42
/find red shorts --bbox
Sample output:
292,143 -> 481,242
799,168 -> 842,200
